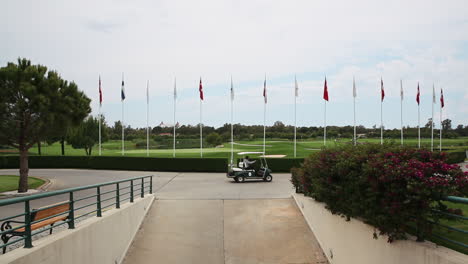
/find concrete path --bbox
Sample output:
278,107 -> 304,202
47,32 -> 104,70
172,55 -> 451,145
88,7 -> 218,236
0,169 -> 327,263
124,199 -> 327,264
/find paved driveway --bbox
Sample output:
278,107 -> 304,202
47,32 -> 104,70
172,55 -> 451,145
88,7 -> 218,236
0,169 -> 327,263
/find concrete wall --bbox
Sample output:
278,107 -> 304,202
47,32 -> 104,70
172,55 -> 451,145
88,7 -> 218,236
1,195 -> 154,264
293,193 -> 468,264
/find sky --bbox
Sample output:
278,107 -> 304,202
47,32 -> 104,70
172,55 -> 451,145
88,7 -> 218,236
1,0 -> 467,129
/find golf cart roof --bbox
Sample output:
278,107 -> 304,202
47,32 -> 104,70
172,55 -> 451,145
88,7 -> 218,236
237,152 -> 264,155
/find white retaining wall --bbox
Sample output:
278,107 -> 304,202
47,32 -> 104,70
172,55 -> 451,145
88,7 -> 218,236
293,193 -> 467,264
1,195 -> 154,264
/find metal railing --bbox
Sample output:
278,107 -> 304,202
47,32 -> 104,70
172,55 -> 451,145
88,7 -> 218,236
430,195 -> 468,251
0,175 -> 153,253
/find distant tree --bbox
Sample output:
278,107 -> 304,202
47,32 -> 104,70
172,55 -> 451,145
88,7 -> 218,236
206,132 -> 222,146
67,116 -> 107,155
442,119 -> 452,132
425,118 -> 433,129
0,59 -> 91,192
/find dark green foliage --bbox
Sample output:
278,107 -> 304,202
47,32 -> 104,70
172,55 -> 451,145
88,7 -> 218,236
0,58 -> 91,191
236,158 -> 304,172
446,151 -> 467,164
0,156 -> 227,172
291,144 -> 468,243
0,59 -> 91,148
67,116 -> 108,155
206,132 -> 222,146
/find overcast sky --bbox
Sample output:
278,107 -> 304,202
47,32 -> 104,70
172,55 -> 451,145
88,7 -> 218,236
1,0 -> 467,129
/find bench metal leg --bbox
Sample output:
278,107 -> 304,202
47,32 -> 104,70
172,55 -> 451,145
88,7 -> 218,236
49,223 -> 55,235
1,234 -> 11,254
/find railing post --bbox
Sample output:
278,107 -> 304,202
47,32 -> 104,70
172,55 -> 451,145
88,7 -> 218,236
150,176 -> 153,194
24,201 -> 33,248
68,192 -> 75,229
97,186 -> 102,217
130,180 -> 134,203
141,178 -> 144,198
116,183 -> 120,209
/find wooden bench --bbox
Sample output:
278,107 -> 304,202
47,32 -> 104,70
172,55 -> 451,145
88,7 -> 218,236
1,201 -> 70,253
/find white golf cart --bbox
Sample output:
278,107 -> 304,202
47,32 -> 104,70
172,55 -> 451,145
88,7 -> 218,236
226,152 -> 273,183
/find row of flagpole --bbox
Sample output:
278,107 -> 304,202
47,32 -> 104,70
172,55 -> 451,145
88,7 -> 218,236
97,75 -> 446,159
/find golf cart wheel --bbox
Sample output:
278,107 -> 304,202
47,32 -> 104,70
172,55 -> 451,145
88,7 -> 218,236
236,176 -> 245,183
264,175 -> 273,182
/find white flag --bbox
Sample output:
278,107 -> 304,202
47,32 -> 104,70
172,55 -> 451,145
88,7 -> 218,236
295,76 -> 299,97
353,77 -> 356,98
432,84 -> 436,103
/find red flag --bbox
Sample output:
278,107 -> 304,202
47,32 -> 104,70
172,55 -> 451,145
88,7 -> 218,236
99,76 -> 102,105
323,77 -> 329,101
416,83 -> 420,105
440,88 -> 444,108
263,77 -> 267,104
381,78 -> 385,101
199,78 -> 204,100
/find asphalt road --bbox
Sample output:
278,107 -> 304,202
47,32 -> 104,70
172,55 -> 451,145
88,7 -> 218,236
0,169 -> 172,221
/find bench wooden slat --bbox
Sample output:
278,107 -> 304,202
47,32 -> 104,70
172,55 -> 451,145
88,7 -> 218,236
34,203 -> 70,221
16,216 -> 68,232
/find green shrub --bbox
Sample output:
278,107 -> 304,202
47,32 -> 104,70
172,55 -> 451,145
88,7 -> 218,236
446,151 -> 466,164
236,158 -> 304,172
292,144 -> 468,242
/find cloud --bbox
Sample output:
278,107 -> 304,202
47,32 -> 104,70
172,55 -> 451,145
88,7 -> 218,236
1,0 -> 467,128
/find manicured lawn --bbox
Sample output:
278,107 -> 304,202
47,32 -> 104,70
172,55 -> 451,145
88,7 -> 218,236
1,137 -> 466,159
0,175 -> 45,193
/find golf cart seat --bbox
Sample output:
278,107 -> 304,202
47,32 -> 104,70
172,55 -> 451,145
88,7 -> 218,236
232,167 -> 243,172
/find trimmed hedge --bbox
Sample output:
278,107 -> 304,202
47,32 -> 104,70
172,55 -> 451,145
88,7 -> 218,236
0,156 -> 228,172
446,151 -> 467,164
236,158 -> 304,172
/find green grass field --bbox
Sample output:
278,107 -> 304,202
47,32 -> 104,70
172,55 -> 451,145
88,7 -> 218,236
0,175 -> 45,193
1,137 -> 466,158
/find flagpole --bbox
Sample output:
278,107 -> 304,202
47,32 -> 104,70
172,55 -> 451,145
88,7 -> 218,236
263,75 -> 267,154
122,99 -> 125,156
99,103 -> 101,156
99,76 -> 102,156
173,78 -> 176,158
440,107 -> 442,151
440,89 -> 443,151
263,102 -> 266,154
380,97 -> 383,145
200,99 -> 203,158
294,77 -> 297,157
418,103 -> 421,149
230,76 -> 234,167
431,85 -> 434,151
324,100 -> 326,146
353,77 -> 356,146
400,80 -> 403,146
146,81 -> 149,157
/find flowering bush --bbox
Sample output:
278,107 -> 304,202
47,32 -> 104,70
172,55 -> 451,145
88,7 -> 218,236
291,144 -> 468,242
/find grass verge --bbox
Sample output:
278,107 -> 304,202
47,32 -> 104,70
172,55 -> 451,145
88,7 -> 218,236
0,175 -> 45,193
